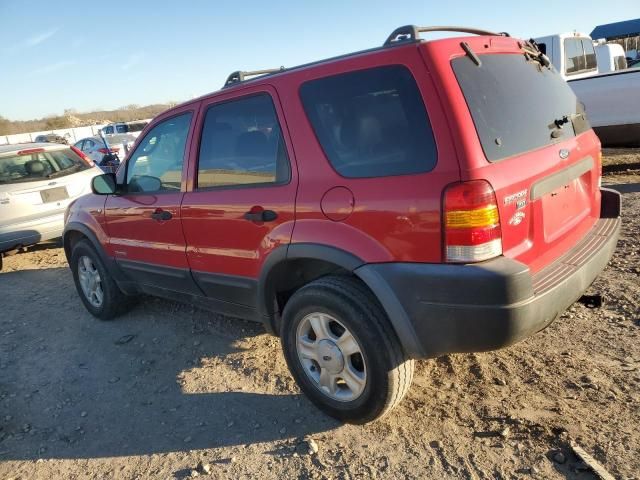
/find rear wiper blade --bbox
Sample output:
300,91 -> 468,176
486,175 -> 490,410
523,39 -> 551,68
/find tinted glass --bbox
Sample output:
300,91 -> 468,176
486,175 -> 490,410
116,125 -> 128,133
564,38 -> 584,74
0,148 -> 89,184
614,55 -> 627,70
582,39 -> 597,70
126,113 -> 192,193
300,65 -> 437,178
103,126 -> 114,134
197,94 -> 290,189
452,53 -> 587,162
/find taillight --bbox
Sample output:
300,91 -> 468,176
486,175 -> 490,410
70,146 -> 95,167
443,180 -> 502,263
17,148 -> 45,155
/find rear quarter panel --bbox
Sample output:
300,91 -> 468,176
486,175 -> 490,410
273,44 -> 461,263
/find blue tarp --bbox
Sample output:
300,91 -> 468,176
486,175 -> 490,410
591,18 -> 640,40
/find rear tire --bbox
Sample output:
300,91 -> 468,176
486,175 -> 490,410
70,239 -> 134,320
280,275 -> 414,423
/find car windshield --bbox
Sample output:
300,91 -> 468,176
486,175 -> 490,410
452,53 -> 589,162
0,148 -> 89,184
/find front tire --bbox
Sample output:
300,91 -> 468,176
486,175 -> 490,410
280,275 -> 414,423
70,239 -> 133,320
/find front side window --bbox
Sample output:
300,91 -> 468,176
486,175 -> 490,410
300,65 -> 437,178
116,125 -> 128,134
196,94 -> 290,189
126,113 -> 192,193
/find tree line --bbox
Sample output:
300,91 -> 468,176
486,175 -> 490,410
0,103 -> 176,135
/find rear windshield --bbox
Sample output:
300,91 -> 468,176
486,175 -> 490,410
0,148 -> 89,184
126,122 -> 147,133
452,53 -> 588,162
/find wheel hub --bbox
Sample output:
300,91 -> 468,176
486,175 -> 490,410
316,339 -> 344,374
296,312 -> 367,402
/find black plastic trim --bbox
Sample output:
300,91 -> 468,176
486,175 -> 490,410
63,222 -> 138,295
257,243 -> 365,333
116,259 -> 203,296
192,270 -> 258,307
600,187 -> 622,218
530,156 -> 594,200
355,209 -> 620,359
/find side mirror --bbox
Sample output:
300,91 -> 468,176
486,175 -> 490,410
91,173 -> 117,195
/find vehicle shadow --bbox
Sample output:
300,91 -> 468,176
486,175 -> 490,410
0,267 -> 338,462
605,182 -> 640,194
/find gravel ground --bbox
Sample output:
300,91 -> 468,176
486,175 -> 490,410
0,152 -> 639,480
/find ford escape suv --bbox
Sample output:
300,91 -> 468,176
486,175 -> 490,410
63,25 -> 621,423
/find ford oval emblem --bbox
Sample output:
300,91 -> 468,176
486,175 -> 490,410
559,149 -> 570,159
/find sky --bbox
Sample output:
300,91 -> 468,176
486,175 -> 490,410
0,0 -> 637,120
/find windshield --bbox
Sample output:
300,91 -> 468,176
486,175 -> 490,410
0,148 -> 89,184
452,53 -> 589,162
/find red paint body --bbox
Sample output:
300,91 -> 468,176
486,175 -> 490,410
69,35 -> 601,283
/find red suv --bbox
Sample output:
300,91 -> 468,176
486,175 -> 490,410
63,26 -> 621,423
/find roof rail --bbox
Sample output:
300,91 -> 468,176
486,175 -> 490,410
383,25 -> 509,46
223,67 -> 285,88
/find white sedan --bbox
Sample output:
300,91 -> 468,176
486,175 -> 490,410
0,142 -> 103,269
74,134 -> 136,166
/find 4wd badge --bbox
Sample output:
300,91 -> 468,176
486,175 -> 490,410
509,211 -> 526,226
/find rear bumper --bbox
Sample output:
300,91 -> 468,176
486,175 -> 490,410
0,213 -> 64,253
355,188 -> 621,358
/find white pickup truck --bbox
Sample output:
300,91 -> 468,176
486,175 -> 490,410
534,32 -> 640,147
101,120 -> 149,139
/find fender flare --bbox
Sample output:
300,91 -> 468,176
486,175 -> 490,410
258,243 -> 423,357
63,222 -> 137,294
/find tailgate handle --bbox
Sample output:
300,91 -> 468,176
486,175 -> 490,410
150,209 -> 172,221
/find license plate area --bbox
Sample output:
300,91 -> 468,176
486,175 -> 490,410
41,186 -> 69,203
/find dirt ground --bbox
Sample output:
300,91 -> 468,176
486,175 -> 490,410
1,153 -> 639,480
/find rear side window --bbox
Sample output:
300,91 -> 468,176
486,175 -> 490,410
0,148 -> 89,184
452,53 -> 588,162
300,65 -> 437,178
564,38 -> 597,75
196,94 -> 290,189
614,55 -> 627,70
582,39 -> 597,70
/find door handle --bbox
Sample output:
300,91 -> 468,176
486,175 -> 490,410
150,209 -> 172,221
243,209 -> 278,222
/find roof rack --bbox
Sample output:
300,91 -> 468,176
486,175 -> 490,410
223,67 -> 285,88
383,25 -> 509,46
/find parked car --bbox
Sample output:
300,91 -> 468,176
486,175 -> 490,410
0,143 -> 102,270
63,25 -> 621,423
101,121 -> 149,139
34,133 -> 69,145
534,32 -> 640,147
74,134 -> 135,172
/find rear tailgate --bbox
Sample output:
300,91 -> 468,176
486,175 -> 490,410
421,37 -> 602,273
